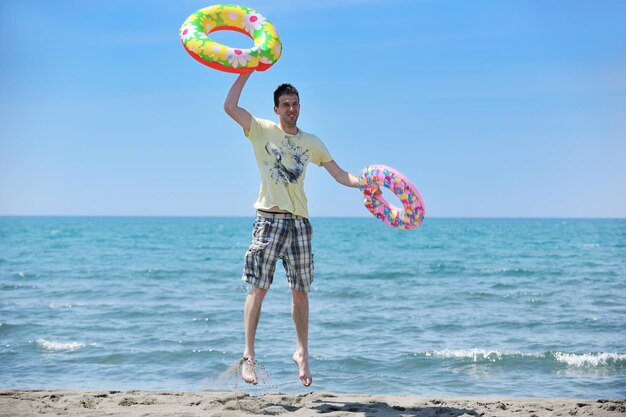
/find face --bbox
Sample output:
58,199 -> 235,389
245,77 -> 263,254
274,94 -> 300,129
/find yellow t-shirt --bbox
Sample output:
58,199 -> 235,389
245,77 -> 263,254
245,117 -> 333,218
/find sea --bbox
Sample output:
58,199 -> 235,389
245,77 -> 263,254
1,217 -> 624,398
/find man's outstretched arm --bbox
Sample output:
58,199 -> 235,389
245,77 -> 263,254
323,160 -> 360,188
224,72 -> 253,132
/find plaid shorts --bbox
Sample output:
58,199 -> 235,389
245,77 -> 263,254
242,211 -> 314,293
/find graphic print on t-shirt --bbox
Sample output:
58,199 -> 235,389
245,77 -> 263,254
264,136 -> 310,185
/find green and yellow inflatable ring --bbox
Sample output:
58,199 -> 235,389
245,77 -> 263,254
180,4 -> 282,73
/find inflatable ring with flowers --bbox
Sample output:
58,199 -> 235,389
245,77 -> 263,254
179,4 -> 282,74
359,165 -> 426,230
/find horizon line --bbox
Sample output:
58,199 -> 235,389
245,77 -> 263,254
1,215 -> 625,220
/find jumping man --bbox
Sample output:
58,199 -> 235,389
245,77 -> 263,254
224,72 -> 360,387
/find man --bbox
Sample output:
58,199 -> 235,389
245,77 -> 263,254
224,72 -> 359,387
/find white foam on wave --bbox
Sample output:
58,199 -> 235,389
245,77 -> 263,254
35,338 -> 87,351
426,349 -> 626,367
48,302 -> 74,309
578,243 -> 600,249
554,352 -> 626,367
428,348 -> 512,362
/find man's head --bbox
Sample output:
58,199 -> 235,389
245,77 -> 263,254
273,83 -> 300,132
274,83 -> 299,107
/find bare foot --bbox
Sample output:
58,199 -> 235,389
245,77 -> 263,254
241,357 -> 258,385
293,351 -> 312,387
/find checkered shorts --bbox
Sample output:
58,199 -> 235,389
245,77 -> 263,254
242,212 -> 314,293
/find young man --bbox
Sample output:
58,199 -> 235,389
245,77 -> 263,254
224,72 -> 359,387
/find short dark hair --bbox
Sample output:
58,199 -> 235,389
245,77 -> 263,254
274,83 -> 299,107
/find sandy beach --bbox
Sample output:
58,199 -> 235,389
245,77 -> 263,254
1,390 -> 624,417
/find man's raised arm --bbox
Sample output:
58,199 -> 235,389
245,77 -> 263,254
224,72 -> 253,132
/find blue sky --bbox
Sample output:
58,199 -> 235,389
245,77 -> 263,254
1,0 -> 624,217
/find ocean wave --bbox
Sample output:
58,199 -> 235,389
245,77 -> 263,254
0,322 -> 15,334
35,338 -> 96,352
427,348 -> 527,362
498,267 -> 535,276
424,349 -> 626,368
552,352 -> 626,367
1,283 -> 38,290
577,243 -> 600,249
48,302 -> 74,309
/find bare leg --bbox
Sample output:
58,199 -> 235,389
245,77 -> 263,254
243,285 -> 267,384
291,288 -> 312,387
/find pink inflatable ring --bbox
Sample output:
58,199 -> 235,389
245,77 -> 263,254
359,165 -> 425,230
